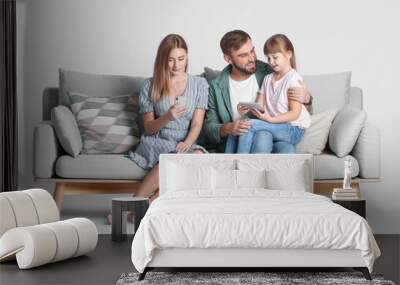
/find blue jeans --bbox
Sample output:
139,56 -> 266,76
225,119 -> 304,154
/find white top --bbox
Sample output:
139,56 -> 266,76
260,69 -> 311,129
229,74 -> 259,120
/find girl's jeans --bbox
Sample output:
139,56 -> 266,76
225,119 -> 305,154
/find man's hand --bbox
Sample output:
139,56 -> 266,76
227,120 -> 251,136
237,105 -> 250,117
287,80 -> 310,104
176,141 -> 191,153
166,105 -> 187,121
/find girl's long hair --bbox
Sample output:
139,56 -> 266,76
150,34 -> 188,102
264,34 -> 296,69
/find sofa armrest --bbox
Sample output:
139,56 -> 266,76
351,121 -> 381,179
33,121 -> 62,178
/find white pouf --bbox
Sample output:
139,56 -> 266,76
0,189 -> 98,269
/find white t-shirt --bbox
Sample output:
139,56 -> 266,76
260,69 -> 311,129
229,74 -> 259,120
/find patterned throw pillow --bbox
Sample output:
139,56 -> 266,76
68,92 -> 140,154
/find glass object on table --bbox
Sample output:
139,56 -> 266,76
342,157 -> 353,190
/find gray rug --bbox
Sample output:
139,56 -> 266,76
116,271 -> 396,285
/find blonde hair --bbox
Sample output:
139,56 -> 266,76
150,34 -> 188,102
264,34 -> 296,69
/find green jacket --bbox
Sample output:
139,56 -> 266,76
203,60 -> 273,153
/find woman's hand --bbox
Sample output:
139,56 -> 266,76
251,107 -> 274,122
176,141 -> 191,153
237,105 -> 250,117
167,105 -> 186,121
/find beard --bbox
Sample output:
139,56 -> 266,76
231,61 -> 256,75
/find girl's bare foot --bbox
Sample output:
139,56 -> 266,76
107,212 -> 135,225
149,190 -> 159,203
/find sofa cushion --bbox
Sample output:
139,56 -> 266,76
314,152 -> 359,179
51,106 -> 82,157
296,109 -> 337,155
204,67 -> 221,83
69,92 -> 140,154
34,121 -> 61,179
303,72 -> 351,113
204,68 -> 351,114
59,69 -> 145,136
329,105 -> 367,157
55,155 -> 146,179
351,122 -> 380,179
59,69 -> 145,106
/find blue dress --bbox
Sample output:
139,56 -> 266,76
128,75 -> 209,170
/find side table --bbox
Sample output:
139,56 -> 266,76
112,197 -> 149,242
332,199 -> 366,219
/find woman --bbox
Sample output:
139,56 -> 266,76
128,34 -> 209,201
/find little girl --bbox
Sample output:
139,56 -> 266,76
226,34 -> 310,153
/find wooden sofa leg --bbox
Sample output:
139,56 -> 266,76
53,183 -> 65,212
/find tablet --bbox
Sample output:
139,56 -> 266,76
238,102 -> 264,111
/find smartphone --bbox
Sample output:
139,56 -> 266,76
174,96 -> 186,107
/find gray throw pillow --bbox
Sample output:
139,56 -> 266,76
303,72 -> 351,113
59,69 -> 145,136
51,105 -> 82,157
328,105 -> 367,157
296,109 -> 338,155
204,67 -> 221,84
59,68 -> 145,106
68,92 -> 140,154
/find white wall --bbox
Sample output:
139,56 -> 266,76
16,0 -> 400,233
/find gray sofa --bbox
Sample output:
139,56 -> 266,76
33,69 -> 381,207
